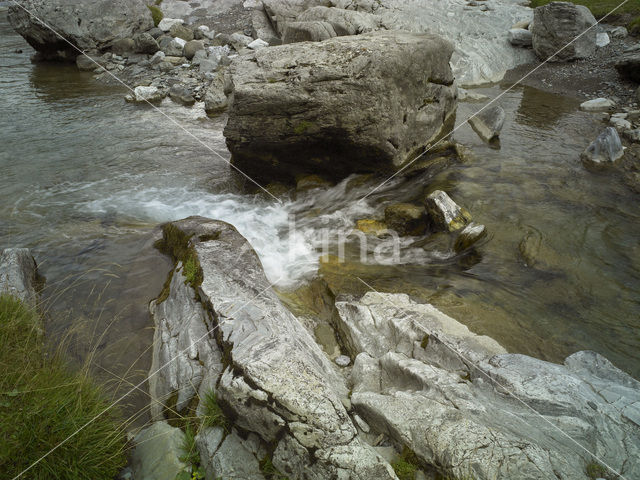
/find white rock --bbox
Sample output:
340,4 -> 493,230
353,414 -> 371,433
335,355 -> 351,367
127,86 -> 163,103
580,98 -> 615,112
425,190 -> 472,232
610,116 -> 632,131
0,248 -> 39,307
458,88 -> 490,102
247,38 -> 269,49
596,32 -> 610,48
158,18 -> 184,32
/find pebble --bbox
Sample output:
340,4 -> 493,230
335,355 -> 351,367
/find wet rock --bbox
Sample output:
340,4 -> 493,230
468,105 -> 506,142
0,248 -> 39,308
183,40 -> 205,60
204,71 -> 230,116
76,53 -> 103,71
581,127 -> 624,168
112,37 -> 136,55
296,6 -> 380,36
508,28 -> 532,47
531,1 -> 597,61
355,219 -> 389,236
247,38 -> 269,49
614,54 -> 640,83
454,222 -> 487,252
596,32 -> 610,48
384,203 -> 427,236
579,97 -> 614,112
7,0 -> 152,61
296,174 -> 332,191
130,422 -> 186,480
169,23 -> 194,42
424,190 -> 472,232
169,84 -> 195,106
283,21 -> 337,43
134,32 -> 159,54
125,85 -> 164,104
153,217 -> 397,479
337,292 -> 640,480
158,18 -> 184,32
163,38 -> 186,57
225,31 -> 456,183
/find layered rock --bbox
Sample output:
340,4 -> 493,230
531,1 -> 597,61
150,217 -> 397,479
224,31 -> 457,183
8,0 -> 153,61
337,292 -> 640,480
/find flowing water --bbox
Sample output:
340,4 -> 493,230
1,8 -> 639,425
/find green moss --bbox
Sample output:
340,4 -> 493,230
586,461 -> 614,480
259,455 -> 290,480
293,120 -> 314,135
0,295 -> 127,479
147,4 -> 164,27
155,223 -> 204,291
421,334 -> 430,349
391,447 -> 421,480
629,16 -> 640,35
529,0 -> 640,19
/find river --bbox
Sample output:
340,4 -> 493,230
1,8 -> 639,424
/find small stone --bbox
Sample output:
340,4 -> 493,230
511,20 -> 530,29
454,222 -> 487,252
147,27 -> 164,39
149,50 -> 165,65
596,32 -> 610,48
353,414 -> 370,433
384,203 -> 427,236
580,127 -> 624,168
335,355 -> 351,367
248,38 -> 269,49
424,190 -> 472,232
163,37 -> 186,57
580,98 -> 615,112
609,26 -> 627,38
158,18 -> 184,32
508,28 -> 532,47
191,49 -> 208,66
229,32 -> 254,49
609,116 -> 632,131
468,105 -> 506,142
183,40 -> 205,60
134,32 -> 159,54
111,37 -> 135,55
169,84 -> 196,106
171,23 -> 194,41
126,85 -> 164,104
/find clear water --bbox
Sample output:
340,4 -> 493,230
1,4 -> 639,430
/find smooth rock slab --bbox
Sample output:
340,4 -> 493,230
225,30 -> 456,183
581,127 -> 624,168
130,422 -> 186,480
531,1 -> 597,61
580,97 -> 614,112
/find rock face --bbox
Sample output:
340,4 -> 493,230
224,31 -> 457,183
531,2 -> 597,61
8,0 -> 153,61
581,127 -> 624,168
150,217 -> 397,479
0,248 -> 40,307
337,292 -> 640,480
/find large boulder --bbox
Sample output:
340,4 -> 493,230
151,217 -> 398,479
8,0 -> 153,61
224,31 -> 457,183
531,1 -> 597,61
337,292 -> 640,480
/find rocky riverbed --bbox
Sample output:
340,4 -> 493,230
3,0 -> 640,479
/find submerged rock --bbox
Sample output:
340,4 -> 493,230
531,1 -> 597,61
468,105 -> 506,142
384,203 -> 427,236
581,127 -> 624,168
454,222 -> 487,252
424,190 -> 472,232
0,248 -> 39,308
225,31 -> 456,183
7,0 -> 153,61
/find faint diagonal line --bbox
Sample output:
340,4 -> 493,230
358,0 -> 630,203
8,0 -> 281,203
11,273 -> 284,480
356,276 -> 628,480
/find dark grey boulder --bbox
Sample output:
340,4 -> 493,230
8,0 -> 153,61
134,32 -> 159,54
614,54 -> 640,83
169,84 -> 195,106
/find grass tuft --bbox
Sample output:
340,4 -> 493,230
202,390 -> 229,431
147,4 -> 164,27
259,454 -> 290,480
391,447 -> 420,480
0,294 -> 127,480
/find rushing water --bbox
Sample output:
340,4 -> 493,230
1,5 -> 639,427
